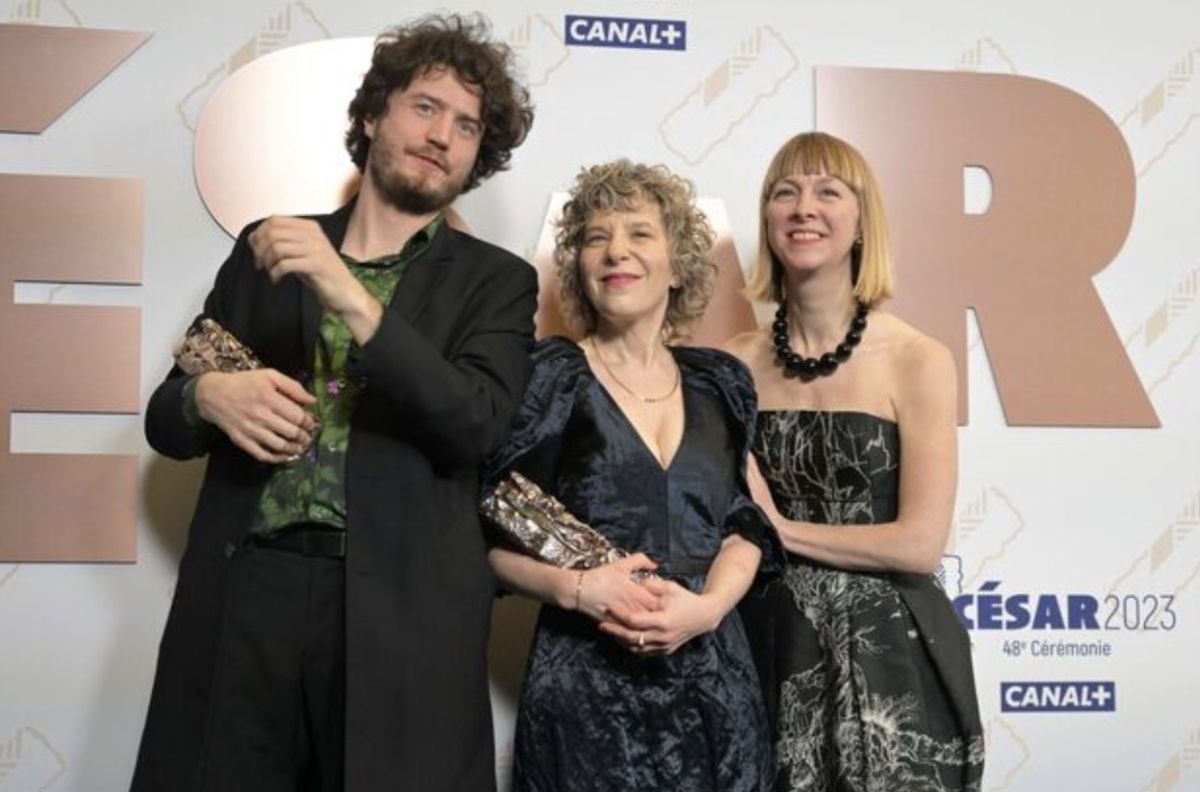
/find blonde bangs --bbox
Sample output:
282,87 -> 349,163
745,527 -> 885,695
747,132 -> 895,307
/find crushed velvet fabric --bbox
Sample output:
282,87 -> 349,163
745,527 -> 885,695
483,337 -> 782,792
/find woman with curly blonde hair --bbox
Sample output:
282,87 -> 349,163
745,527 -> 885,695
484,159 -> 782,791
553,159 -> 717,342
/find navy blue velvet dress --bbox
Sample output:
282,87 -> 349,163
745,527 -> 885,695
484,337 -> 782,792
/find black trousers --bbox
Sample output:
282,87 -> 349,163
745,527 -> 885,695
198,543 -> 346,792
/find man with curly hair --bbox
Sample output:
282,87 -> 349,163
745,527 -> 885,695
133,14 -> 536,792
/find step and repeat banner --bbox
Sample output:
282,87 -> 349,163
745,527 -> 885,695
1,1 -> 1198,789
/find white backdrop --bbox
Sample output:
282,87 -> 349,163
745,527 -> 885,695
2,1 -> 1199,790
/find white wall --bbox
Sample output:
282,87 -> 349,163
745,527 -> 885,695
2,1 -> 1198,789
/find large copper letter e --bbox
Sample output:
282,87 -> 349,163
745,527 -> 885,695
0,25 -> 147,561
0,176 -> 142,561
817,67 -> 1157,427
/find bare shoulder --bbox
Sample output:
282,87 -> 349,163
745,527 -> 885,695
873,312 -> 956,406
896,316 -> 954,376
722,328 -> 771,368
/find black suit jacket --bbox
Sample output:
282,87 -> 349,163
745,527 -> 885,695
132,204 -> 537,791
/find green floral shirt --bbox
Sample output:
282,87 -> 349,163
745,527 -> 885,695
252,217 -> 441,534
183,217 -> 441,536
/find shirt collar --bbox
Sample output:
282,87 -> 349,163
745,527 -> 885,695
342,213 -> 443,268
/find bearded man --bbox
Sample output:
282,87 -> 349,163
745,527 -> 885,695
132,14 -> 536,792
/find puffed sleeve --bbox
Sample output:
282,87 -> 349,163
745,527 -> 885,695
675,346 -> 786,576
481,336 -> 588,499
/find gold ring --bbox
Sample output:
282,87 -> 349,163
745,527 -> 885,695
637,632 -> 645,648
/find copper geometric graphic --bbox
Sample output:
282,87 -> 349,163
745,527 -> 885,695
0,24 -> 150,133
0,23 -> 147,561
194,38 -> 369,236
0,181 -> 142,561
817,66 -> 1157,427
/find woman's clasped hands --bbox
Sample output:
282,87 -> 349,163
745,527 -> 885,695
576,554 -> 721,657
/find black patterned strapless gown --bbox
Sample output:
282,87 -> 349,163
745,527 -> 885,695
739,410 -> 985,792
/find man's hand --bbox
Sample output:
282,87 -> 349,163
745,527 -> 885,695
249,216 -> 384,343
195,369 -> 317,464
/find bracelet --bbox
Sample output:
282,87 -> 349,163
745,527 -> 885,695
573,569 -> 586,612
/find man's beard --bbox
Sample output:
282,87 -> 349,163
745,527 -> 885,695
368,147 -> 465,215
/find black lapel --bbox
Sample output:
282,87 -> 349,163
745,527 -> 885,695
302,203 -> 356,368
389,219 -> 454,327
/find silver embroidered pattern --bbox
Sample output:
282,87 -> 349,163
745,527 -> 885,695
754,411 -> 985,792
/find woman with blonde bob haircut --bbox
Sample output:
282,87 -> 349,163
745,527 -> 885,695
745,131 -> 894,308
484,159 -> 782,791
727,132 -> 985,791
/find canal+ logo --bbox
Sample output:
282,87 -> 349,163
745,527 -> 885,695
565,15 -> 687,51
1001,681 -> 1116,713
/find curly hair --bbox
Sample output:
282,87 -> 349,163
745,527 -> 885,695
554,160 -> 716,342
345,13 -> 534,193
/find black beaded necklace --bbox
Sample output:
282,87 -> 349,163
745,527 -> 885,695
773,301 -> 868,377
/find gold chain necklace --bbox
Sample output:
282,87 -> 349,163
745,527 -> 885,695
589,337 -> 680,404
